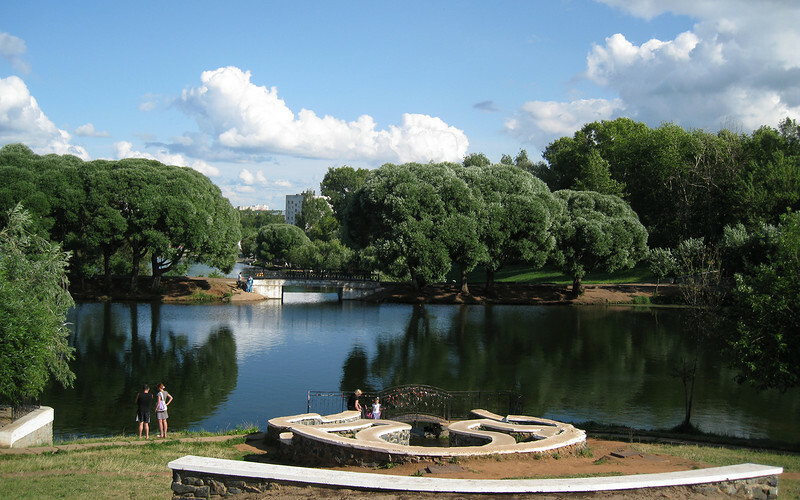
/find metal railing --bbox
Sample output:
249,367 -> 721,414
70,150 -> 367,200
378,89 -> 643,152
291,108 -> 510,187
250,268 -> 381,282
0,400 -> 40,427
308,384 -> 523,422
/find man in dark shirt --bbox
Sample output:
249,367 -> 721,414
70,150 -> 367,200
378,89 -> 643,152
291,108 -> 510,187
135,384 -> 153,439
346,389 -> 362,413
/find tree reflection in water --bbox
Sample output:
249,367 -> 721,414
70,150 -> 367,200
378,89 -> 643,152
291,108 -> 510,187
363,304 -> 776,433
42,302 -> 237,437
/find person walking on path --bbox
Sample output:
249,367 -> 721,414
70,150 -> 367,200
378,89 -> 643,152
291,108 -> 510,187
135,384 -> 153,439
155,383 -> 173,438
237,272 -> 243,289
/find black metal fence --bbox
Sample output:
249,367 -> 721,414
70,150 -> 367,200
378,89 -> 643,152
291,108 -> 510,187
250,268 -> 381,282
308,384 -> 523,422
0,400 -> 40,427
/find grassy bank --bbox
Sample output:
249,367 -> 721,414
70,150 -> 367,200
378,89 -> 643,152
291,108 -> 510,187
0,435 -> 252,500
0,430 -> 797,499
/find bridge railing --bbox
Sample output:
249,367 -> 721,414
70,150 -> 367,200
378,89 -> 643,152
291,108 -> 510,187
251,268 -> 380,282
307,385 -> 523,422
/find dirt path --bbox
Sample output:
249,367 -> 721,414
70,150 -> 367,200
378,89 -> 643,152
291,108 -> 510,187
70,276 -> 678,305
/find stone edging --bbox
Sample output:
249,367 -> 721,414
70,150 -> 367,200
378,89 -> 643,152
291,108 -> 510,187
168,455 -> 782,498
267,409 -> 587,466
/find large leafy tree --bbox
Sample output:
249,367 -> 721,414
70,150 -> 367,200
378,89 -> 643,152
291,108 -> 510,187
0,204 -> 75,403
255,223 -> 311,265
458,164 -> 560,291
296,192 -> 338,241
345,162 -> 476,289
319,166 -> 370,224
146,166 -> 240,290
729,211 -> 800,392
550,190 -> 649,294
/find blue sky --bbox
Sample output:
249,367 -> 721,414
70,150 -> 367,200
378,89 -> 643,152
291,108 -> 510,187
2,1 -> 799,210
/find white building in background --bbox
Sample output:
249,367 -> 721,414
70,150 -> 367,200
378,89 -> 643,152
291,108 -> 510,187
286,191 -> 330,226
284,193 -> 306,226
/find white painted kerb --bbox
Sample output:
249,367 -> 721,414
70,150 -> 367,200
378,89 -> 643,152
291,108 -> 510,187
168,456 -> 783,494
0,406 -> 53,448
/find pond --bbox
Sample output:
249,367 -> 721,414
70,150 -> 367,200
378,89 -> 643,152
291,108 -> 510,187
42,296 -> 800,444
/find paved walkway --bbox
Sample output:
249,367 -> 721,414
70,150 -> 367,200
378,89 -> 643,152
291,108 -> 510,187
0,433 -> 250,455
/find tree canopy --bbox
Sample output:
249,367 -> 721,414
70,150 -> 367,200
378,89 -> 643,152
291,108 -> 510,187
550,190 -> 649,294
255,224 -> 311,264
344,162 -> 477,289
729,211 -> 800,392
0,204 -> 75,404
457,164 -> 560,290
0,145 -> 241,291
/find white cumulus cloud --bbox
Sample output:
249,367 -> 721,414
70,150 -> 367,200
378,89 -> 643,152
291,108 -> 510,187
507,0 -> 800,149
113,141 -> 220,177
239,168 -> 268,186
506,99 -> 625,149
0,76 -> 89,159
0,32 -> 30,74
75,123 -> 110,138
175,66 -> 469,163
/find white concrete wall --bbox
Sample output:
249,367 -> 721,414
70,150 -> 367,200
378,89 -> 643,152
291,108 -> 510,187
0,406 -> 54,448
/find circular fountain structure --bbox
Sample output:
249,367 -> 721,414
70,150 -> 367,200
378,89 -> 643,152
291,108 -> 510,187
266,408 -> 586,467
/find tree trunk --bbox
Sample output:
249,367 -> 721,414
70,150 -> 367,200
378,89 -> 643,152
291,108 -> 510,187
103,250 -> 112,292
460,266 -> 470,295
129,242 -> 147,293
571,275 -> 582,296
151,254 -> 162,291
679,350 -> 699,431
485,268 -> 495,295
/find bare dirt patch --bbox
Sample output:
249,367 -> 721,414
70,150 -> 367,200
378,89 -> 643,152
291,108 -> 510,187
70,274 -> 676,305
234,437 -> 712,499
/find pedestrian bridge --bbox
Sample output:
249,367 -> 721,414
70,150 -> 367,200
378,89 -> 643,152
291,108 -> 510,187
250,269 -> 382,301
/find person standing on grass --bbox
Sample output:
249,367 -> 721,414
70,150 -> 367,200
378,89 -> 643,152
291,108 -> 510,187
135,384 -> 153,439
155,382 -> 173,438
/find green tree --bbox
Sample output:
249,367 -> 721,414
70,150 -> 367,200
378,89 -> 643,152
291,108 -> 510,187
673,239 -> 725,431
319,166 -> 370,223
647,247 -> 677,290
729,211 -> 800,392
458,164 -> 559,292
296,192 -> 338,241
462,152 -> 491,167
541,124 -> 626,197
344,162 -> 471,289
0,204 -> 75,403
550,190 -> 649,294
255,224 -> 311,265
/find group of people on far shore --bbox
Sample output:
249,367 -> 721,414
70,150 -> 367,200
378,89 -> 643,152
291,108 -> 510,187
347,389 -> 381,419
237,272 -> 253,293
134,383 -> 174,439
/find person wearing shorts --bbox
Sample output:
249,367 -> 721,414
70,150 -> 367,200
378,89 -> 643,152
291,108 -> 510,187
155,383 -> 174,438
135,384 -> 153,439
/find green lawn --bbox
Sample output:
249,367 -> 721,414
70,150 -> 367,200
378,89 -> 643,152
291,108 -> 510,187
448,264 -> 656,285
0,437 -> 251,500
0,433 -> 795,499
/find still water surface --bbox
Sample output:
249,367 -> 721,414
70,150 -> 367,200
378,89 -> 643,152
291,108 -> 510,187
43,295 -> 799,443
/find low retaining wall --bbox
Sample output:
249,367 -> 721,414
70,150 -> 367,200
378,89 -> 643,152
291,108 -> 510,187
0,406 -> 53,448
167,456 -> 783,498
267,409 -> 586,467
